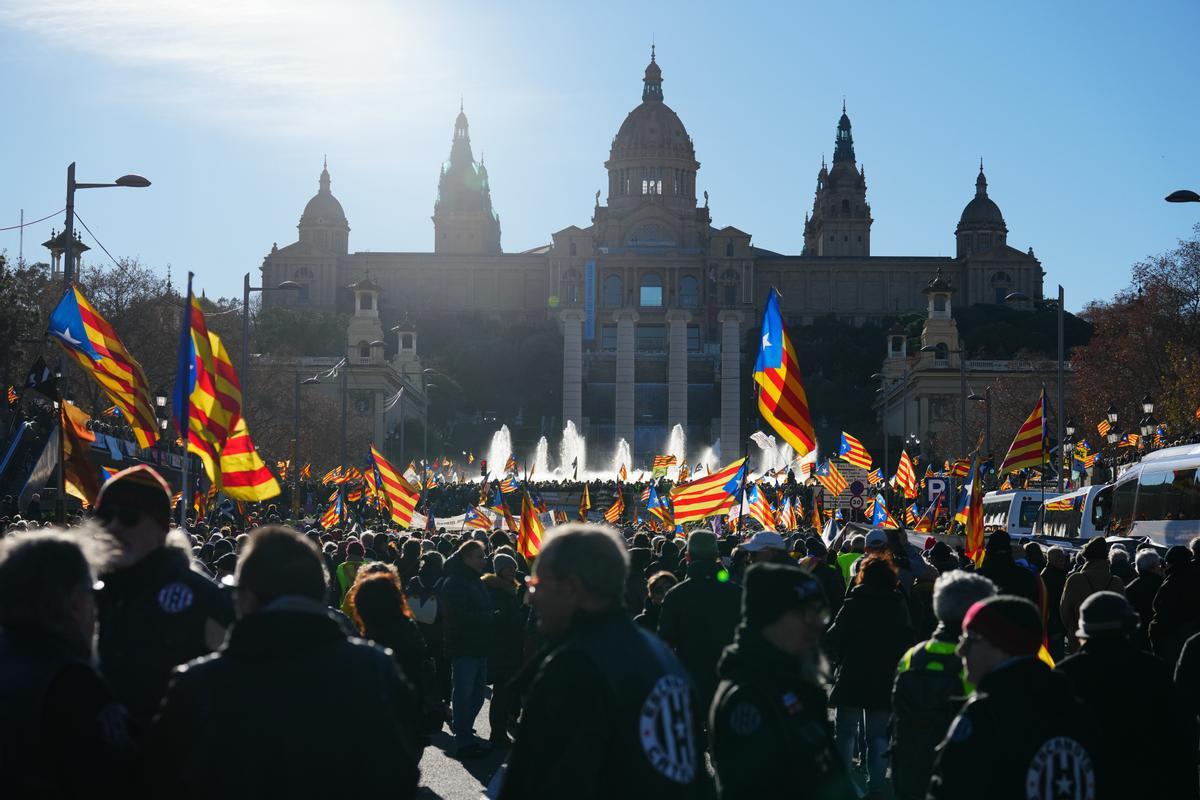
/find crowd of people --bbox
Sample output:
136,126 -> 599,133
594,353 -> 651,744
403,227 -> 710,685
3,462 -> 1200,798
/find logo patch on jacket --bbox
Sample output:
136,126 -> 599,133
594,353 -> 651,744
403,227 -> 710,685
158,582 -> 194,613
781,692 -> 804,715
1025,736 -> 1095,800
639,675 -> 697,783
729,702 -> 762,736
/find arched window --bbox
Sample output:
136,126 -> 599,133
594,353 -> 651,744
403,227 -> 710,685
602,274 -> 623,308
562,269 -> 582,305
720,270 -> 740,307
934,343 -> 948,364
725,241 -> 734,257
358,340 -> 371,359
640,273 -> 663,307
569,241 -> 577,257
678,276 -> 699,308
359,293 -> 373,311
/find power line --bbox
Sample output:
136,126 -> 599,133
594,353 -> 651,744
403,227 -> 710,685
0,208 -> 64,232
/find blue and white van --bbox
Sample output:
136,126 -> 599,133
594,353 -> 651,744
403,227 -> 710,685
1100,444 -> 1200,547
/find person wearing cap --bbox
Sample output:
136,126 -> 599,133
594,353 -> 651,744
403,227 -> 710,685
0,531 -> 136,796
499,524 -> 711,799
1060,537 -> 1125,654
481,551 -> 527,748
147,526 -> 421,799
92,464 -> 234,735
657,528 -> 743,728
709,562 -> 857,800
890,571 -> 994,800
741,530 -> 790,565
825,555 -> 914,797
1055,591 -> 1198,798
928,596 -> 1099,800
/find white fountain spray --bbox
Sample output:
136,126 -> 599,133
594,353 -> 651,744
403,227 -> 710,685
665,424 -> 686,471
485,425 -> 513,479
532,436 -> 551,478
559,421 -> 587,478
612,438 -> 632,478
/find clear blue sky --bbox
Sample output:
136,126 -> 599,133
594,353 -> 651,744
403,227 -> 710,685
1,0 -> 1196,310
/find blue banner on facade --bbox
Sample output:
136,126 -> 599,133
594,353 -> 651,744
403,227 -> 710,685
584,260 -> 596,340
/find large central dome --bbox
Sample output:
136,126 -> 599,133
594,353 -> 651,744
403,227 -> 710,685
609,50 -> 695,162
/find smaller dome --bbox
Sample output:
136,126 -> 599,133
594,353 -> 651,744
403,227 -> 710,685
922,268 -> 953,295
957,166 -> 1006,229
301,163 -> 348,226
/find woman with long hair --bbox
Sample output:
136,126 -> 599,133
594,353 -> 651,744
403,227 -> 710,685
346,564 -> 427,697
825,554 -> 915,798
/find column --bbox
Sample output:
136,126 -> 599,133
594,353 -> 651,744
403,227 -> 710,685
718,310 -> 742,460
666,310 -> 690,434
614,310 -> 638,448
561,310 -> 585,429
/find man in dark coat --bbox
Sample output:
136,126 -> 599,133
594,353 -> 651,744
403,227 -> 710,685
1039,546 -> 1069,660
482,552 -> 526,747
928,596 -> 1100,800
890,570 -> 994,800
658,529 -> 742,721
978,531 -> 1043,607
148,526 -> 420,799
1125,548 -> 1164,651
709,563 -> 857,800
1056,592 -> 1198,799
1150,545 -> 1200,664
93,465 -> 234,734
439,538 -> 495,756
500,524 -> 711,799
0,532 -> 135,797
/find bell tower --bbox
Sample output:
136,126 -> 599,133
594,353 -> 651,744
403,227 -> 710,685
803,104 -> 872,256
433,104 -> 502,255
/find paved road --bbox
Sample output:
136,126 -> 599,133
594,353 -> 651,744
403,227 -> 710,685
417,697 -> 507,800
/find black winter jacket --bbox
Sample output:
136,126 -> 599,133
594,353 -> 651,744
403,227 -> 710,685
928,657 -> 1100,800
1057,636 -> 1198,799
500,608 -> 713,800
709,628 -> 857,800
97,544 -> 234,732
825,583 -> 913,709
148,601 -> 421,799
0,626 -> 135,798
657,560 -> 742,712
439,554 -> 494,658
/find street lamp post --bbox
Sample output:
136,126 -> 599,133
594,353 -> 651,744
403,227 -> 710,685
241,273 -> 301,423
61,163 -> 151,290
1139,394 -> 1158,453
969,386 -> 988,455
293,375 -> 321,518
1166,190 -> 1200,203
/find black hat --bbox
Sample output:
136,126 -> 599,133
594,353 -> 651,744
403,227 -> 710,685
985,530 -> 1012,554
742,562 -> 826,630
1077,591 -> 1137,639
1080,537 -> 1109,562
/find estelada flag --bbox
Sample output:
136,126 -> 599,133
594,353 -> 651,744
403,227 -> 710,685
48,285 -> 159,448
670,458 -> 746,525
814,461 -> 848,496
518,492 -> 544,559
964,457 -> 985,566
173,275 -> 279,502
837,431 -> 873,470
753,288 -> 815,456
1000,389 -> 1049,474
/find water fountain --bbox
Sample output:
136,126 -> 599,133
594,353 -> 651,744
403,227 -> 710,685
558,421 -> 587,479
611,438 -> 632,478
484,425 -> 513,479
665,424 -> 686,474
532,436 -> 551,478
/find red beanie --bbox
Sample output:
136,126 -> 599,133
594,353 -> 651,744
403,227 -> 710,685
963,596 -> 1043,657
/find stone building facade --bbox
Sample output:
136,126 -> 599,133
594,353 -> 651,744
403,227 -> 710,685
261,50 -> 1046,459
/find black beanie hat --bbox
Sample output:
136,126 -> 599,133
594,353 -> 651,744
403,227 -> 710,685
986,530 -> 1012,554
1081,536 -> 1109,562
742,562 -> 826,630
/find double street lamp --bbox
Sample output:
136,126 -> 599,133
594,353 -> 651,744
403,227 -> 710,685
968,386 -> 992,457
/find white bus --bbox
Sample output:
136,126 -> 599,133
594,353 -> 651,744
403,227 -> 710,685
982,491 -> 1046,537
1032,485 -> 1107,541
1101,444 -> 1200,546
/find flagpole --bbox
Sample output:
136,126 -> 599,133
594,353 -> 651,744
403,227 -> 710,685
178,273 -> 193,530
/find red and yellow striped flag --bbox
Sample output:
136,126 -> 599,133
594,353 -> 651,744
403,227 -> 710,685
578,484 -> 591,521
753,288 -> 815,456
603,490 -> 625,524
893,451 -> 918,499
518,492 -> 544,559
174,284 -> 279,502
49,285 -> 159,448
369,445 -> 420,527
1000,390 -> 1048,474
837,431 -> 873,470
670,458 -> 747,525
